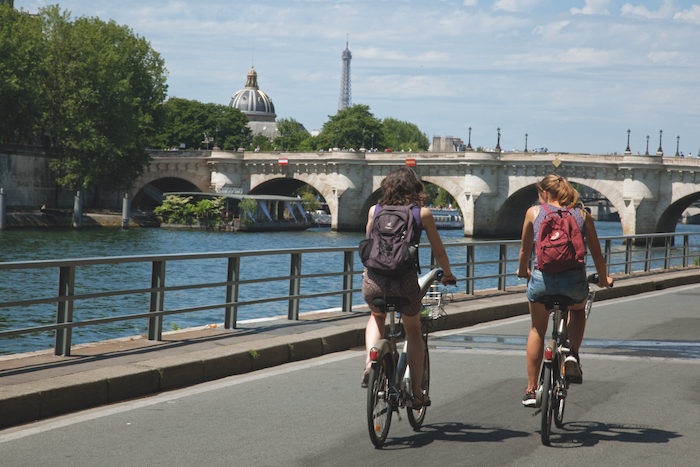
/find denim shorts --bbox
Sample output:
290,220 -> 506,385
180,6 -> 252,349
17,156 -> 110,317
526,267 -> 589,304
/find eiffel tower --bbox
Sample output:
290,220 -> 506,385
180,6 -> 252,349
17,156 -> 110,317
338,38 -> 352,111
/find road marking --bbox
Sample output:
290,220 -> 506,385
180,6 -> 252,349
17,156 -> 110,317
0,351 -> 361,444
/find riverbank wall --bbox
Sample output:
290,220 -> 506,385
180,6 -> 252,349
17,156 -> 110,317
2,211 -> 161,229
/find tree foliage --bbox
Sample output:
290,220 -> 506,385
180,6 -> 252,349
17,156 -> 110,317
0,6 -> 44,143
382,118 -> 430,151
150,98 -> 250,150
273,117 -> 311,151
39,6 -> 168,192
315,105 -> 383,151
154,194 -> 226,225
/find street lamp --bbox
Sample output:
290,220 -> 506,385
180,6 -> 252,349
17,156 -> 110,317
645,135 -> 649,155
657,129 -> 663,155
371,133 -> 374,151
466,127 -> 473,150
362,129 -> 366,150
625,129 -> 631,154
397,134 -> 400,152
524,133 -> 528,153
676,135 -> 680,157
495,127 -> 501,152
335,127 -> 339,150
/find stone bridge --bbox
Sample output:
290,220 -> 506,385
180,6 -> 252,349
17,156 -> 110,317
133,149 -> 700,238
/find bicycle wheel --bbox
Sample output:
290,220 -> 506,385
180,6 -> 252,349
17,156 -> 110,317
367,353 -> 393,448
407,346 -> 430,430
554,358 -> 566,428
540,362 -> 554,446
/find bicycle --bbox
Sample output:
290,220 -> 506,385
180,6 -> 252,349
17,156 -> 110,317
536,273 -> 598,446
366,268 -> 449,448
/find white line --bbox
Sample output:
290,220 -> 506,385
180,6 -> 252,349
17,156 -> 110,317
0,350 -> 362,444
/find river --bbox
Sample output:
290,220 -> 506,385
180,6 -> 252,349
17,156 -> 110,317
1,222 -> 699,355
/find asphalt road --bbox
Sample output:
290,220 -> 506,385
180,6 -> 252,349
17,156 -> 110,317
2,283 -> 700,467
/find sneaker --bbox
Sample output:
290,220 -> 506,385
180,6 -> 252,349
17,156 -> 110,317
522,389 -> 538,407
361,369 -> 370,388
565,352 -> 583,384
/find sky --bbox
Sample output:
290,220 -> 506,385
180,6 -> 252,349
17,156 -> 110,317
15,0 -> 700,155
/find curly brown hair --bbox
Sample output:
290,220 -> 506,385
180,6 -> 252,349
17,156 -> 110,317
378,167 -> 429,206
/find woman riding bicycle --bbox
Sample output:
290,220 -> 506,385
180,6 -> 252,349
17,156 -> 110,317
517,174 -> 613,407
361,167 -> 456,410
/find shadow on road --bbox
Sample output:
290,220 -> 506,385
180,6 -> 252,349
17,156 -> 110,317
380,421 -> 529,449
547,421 -> 681,447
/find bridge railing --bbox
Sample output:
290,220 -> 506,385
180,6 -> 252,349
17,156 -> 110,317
0,232 -> 698,356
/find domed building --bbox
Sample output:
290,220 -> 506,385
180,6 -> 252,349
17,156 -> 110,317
229,66 -> 278,140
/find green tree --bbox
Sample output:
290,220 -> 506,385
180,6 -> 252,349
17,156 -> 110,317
40,6 -> 168,196
382,118 -> 430,152
273,117 -> 311,151
315,104 -> 383,151
150,98 -> 250,150
0,6 -> 43,143
238,198 -> 256,225
246,134 -> 274,152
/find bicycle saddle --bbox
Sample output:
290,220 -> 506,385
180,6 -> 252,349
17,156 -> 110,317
537,295 -> 576,311
372,297 -> 411,309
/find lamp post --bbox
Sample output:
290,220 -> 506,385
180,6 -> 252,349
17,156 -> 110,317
524,133 -> 528,152
625,129 -> 631,154
676,135 -> 680,157
495,127 -> 501,152
362,129 -> 365,150
335,127 -> 339,150
645,135 -> 649,155
657,130 -> 663,155
466,127 -> 473,150
371,133 -> 374,151
397,134 -> 400,152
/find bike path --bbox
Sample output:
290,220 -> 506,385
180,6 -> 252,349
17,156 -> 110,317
0,267 -> 698,429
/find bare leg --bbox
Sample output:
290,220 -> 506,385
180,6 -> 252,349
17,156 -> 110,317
401,313 -> 425,397
567,302 -> 587,354
526,301 -> 550,391
365,312 -> 386,370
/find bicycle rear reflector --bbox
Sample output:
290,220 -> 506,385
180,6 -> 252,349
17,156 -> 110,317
369,348 -> 378,361
544,347 -> 553,360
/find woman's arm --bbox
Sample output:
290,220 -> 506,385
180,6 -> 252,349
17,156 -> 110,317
584,214 -> 614,288
366,205 -> 376,234
517,206 -> 536,280
420,207 -> 456,285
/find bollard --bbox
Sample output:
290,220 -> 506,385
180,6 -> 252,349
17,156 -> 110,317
73,191 -> 83,228
0,188 -> 5,231
122,193 -> 131,229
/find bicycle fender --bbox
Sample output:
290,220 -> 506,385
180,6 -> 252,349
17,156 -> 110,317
543,338 -> 556,363
370,339 -> 393,361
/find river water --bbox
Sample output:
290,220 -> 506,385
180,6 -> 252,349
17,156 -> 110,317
1,222 -> 699,355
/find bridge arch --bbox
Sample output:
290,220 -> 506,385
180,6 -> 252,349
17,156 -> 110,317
249,173 -> 335,223
655,182 -> 700,233
131,177 -> 204,210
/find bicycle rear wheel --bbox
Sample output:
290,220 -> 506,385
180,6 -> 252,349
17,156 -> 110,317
554,357 -> 566,428
540,362 -> 554,446
367,353 -> 393,448
407,346 -> 430,430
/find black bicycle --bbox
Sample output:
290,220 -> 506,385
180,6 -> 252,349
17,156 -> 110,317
366,268 -> 448,448
536,273 -> 598,445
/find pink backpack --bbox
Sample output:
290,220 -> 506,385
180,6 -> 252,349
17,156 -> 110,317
536,204 -> 586,273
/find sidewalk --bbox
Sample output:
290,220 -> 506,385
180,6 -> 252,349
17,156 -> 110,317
1,267 -> 698,429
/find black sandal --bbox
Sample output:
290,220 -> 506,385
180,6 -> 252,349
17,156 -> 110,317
361,369 -> 370,388
412,394 -> 431,410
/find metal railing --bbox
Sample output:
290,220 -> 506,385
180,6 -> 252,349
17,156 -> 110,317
0,232 -> 698,356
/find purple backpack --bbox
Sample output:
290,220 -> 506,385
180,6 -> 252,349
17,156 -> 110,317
359,205 -> 421,277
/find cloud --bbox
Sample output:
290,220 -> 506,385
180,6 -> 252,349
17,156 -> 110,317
463,0 -> 477,5
496,47 -> 620,68
570,0 -> 611,15
674,5 -> 700,24
533,20 -> 570,38
492,0 -> 543,13
620,0 -> 676,19
646,50 -> 681,63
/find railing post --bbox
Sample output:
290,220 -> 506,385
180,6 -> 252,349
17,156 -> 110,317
498,244 -> 507,291
664,235 -> 671,270
683,235 -> 689,268
604,239 -> 611,276
342,251 -> 354,312
644,237 -> 652,272
466,245 -> 475,295
55,265 -> 75,356
288,253 -> 301,320
225,256 -> 240,329
625,240 -> 632,275
148,260 -> 166,341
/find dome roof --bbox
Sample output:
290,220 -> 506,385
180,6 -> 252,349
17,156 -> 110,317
229,67 -> 276,122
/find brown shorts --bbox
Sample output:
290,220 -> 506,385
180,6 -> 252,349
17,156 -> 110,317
362,268 -> 421,317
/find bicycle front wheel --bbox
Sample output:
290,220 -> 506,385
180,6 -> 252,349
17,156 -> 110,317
407,346 -> 430,430
540,362 -> 554,446
367,353 -> 393,448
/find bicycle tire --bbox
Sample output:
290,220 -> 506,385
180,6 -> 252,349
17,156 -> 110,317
540,362 -> 554,446
407,346 -> 430,430
367,353 -> 393,448
554,357 -> 566,428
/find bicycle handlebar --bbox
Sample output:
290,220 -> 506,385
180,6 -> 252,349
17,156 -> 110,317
418,269 -> 444,296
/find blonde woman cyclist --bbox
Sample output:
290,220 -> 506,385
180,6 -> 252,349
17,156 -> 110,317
517,174 -> 614,407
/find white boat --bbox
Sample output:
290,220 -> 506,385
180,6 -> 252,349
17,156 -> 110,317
429,207 -> 463,229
